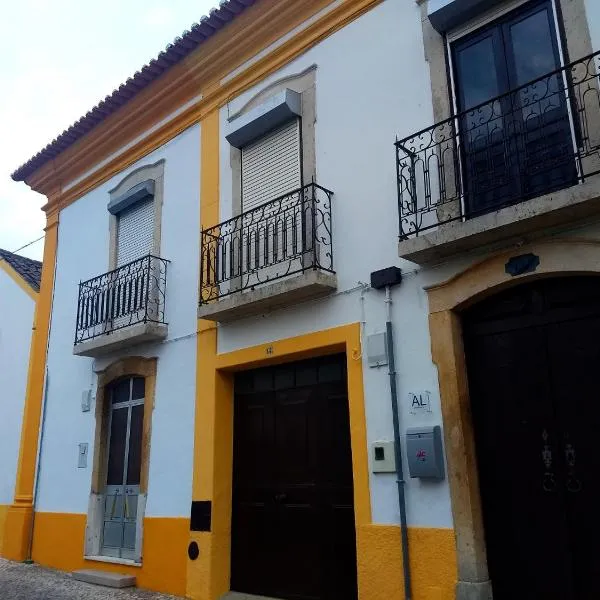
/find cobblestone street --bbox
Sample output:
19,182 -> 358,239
0,559 -> 182,600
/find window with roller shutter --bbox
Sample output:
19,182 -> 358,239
116,196 -> 155,267
241,118 -> 302,212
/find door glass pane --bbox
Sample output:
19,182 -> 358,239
123,522 -> 137,550
509,9 -> 558,86
132,377 -> 145,400
454,36 -> 500,111
106,407 -> 128,485
509,8 -> 561,118
126,404 -> 144,485
507,6 -> 574,195
454,35 -> 505,166
103,521 -> 124,550
111,379 -> 131,405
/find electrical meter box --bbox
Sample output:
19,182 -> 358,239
371,440 -> 396,473
406,426 -> 445,479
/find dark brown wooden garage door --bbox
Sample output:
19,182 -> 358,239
463,277 -> 600,600
231,354 -> 357,600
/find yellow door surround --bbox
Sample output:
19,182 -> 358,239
187,322 -> 371,600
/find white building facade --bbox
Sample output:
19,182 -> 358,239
0,250 -> 39,555
6,1 -> 600,599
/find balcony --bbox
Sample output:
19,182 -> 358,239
73,255 -> 169,357
396,51 -> 600,265
198,182 -> 336,322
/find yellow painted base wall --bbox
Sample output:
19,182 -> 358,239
358,525 -> 457,600
0,504 -> 9,556
20,513 -> 456,599
30,512 -> 188,596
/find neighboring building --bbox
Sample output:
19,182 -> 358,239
0,249 -> 40,555
5,0 -> 600,599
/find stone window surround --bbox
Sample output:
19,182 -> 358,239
418,0 -> 594,129
226,64 -> 317,218
107,160 -> 166,270
400,0 -> 598,265
84,356 -> 157,565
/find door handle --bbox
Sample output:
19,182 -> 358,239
564,434 -> 582,494
541,429 -> 556,493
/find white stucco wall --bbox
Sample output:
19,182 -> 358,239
34,0 -> 599,534
217,0 -> 460,528
0,269 -> 35,505
584,0 -> 600,52
37,124 -> 201,518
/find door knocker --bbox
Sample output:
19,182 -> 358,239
542,429 -> 557,492
564,437 -> 582,494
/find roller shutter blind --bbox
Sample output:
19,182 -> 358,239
116,197 -> 155,267
241,119 -> 301,212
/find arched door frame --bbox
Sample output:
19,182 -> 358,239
426,239 -> 600,600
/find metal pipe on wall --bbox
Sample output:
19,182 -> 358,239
385,285 -> 412,600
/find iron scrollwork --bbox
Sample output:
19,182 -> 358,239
199,182 -> 334,304
564,434 -> 582,494
396,51 -> 600,239
74,255 -> 169,345
541,429 -> 557,493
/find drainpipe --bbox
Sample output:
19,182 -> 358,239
385,286 -> 412,600
370,267 -> 411,600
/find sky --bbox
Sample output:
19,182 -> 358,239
1,0 -> 218,259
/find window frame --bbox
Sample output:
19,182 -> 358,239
84,357 -> 157,565
107,160 -> 165,270
227,65 -> 317,220
240,116 -> 304,213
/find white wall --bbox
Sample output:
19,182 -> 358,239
37,124 -> 201,517
0,269 -> 35,505
584,0 -> 600,52
218,0 -> 460,528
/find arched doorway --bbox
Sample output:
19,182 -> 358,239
462,276 -> 600,600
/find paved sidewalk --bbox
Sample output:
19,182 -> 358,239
0,558 -> 183,600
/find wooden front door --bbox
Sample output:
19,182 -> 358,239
231,355 -> 357,600
463,277 -> 600,600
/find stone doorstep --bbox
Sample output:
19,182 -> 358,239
72,569 -> 136,589
221,593 -> 284,600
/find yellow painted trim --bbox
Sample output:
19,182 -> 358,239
30,512 -> 188,596
188,321 -> 372,600
32,0 -> 384,211
3,213 -> 58,561
0,504 -> 9,556
357,524 -> 457,600
188,101 -> 373,600
187,108 -> 222,600
0,259 -> 38,300
215,323 -> 372,527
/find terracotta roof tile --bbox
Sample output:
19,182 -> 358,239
0,248 -> 42,292
11,0 -> 257,183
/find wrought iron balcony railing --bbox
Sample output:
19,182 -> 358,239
200,182 -> 334,304
396,51 -> 600,239
75,255 -> 169,345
